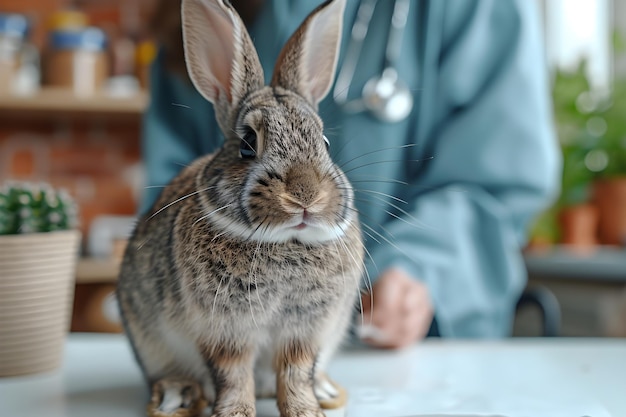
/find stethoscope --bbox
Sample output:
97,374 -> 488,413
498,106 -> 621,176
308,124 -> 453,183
333,0 -> 413,123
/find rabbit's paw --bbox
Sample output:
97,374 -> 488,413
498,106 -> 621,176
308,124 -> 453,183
147,378 -> 207,417
210,404 -> 255,417
315,373 -> 347,410
281,408 -> 325,417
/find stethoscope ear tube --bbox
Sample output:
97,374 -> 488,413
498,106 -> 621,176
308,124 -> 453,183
333,0 -> 413,123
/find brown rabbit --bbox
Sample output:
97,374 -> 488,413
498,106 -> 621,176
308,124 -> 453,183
116,0 -> 364,416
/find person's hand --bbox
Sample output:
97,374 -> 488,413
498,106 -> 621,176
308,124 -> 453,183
359,268 -> 434,349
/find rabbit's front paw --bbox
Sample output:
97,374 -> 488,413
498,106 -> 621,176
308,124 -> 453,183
281,409 -> 325,417
147,378 -> 207,417
210,404 -> 255,417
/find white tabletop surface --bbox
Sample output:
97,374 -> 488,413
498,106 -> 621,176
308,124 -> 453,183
1,334 -> 625,417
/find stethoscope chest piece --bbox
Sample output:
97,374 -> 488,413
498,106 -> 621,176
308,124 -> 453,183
333,0 -> 413,123
362,67 -> 413,123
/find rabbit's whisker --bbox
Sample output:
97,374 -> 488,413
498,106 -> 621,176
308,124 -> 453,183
360,222 -> 418,271
354,189 -> 407,205
211,229 -> 230,243
336,237 -> 372,327
137,238 -> 150,251
212,274 -> 227,318
350,197 -> 412,231
193,203 -> 234,226
351,176 -> 470,194
331,240 -> 344,287
210,215 -> 242,242
148,186 -> 217,220
247,243 -> 261,329
341,203 -> 397,242
341,157 -> 434,176
353,192 -> 432,231
250,240 -> 266,316
337,144 -> 417,170
248,280 -> 259,329
335,213 -> 373,297
350,178 -> 409,185
247,215 -> 270,241
333,239 -> 365,326
360,227 -> 382,245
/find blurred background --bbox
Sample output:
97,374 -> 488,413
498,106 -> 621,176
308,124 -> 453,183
0,0 -> 625,338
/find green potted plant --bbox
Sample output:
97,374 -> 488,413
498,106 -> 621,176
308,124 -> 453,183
549,61 -> 601,247
589,75 -> 626,246
0,181 -> 81,377
529,33 -> 626,249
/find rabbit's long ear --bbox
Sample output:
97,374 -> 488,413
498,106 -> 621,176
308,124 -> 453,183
182,0 -> 264,112
271,0 -> 346,107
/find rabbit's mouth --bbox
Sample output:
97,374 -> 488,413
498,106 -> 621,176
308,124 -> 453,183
277,214 -> 349,243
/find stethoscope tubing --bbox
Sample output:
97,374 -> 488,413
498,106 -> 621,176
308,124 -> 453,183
333,0 -> 412,120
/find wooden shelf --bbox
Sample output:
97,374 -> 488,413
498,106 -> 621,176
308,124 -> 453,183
0,87 -> 148,118
75,257 -> 120,284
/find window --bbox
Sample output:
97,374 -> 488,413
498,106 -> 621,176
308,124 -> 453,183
543,0 -> 612,90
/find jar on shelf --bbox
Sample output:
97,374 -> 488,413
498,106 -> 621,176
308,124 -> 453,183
44,27 -> 109,96
47,10 -> 88,32
135,39 -> 156,90
0,13 -> 40,96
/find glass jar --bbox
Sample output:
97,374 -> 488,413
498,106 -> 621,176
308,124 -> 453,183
44,27 -> 108,96
0,13 -> 40,96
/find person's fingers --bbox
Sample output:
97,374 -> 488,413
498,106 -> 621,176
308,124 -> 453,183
365,296 -> 417,349
409,284 -> 435,338
404,301 -> 433,341
359,269 -> 434,349
385,281 -> 434,347
402,281 -> 424,313
366,272 -> 403,332
366,313 -> 419,349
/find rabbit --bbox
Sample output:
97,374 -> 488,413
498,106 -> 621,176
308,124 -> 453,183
116,0 -> 364,416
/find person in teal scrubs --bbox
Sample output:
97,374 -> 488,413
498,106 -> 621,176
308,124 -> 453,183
141,0 -> 561,346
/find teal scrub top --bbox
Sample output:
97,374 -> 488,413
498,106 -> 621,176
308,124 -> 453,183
141,0 -> 562,338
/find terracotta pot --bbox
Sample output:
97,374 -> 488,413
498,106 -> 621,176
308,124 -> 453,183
558,204 -> 599,248
593,178 -> 626,246
0,230 -> 81,377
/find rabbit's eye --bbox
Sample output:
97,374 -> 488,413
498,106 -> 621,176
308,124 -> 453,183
323,135 -> 330,150
240,130 -> 257,159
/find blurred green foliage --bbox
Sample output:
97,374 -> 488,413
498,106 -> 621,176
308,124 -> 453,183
530,32 -> 626,244
0,182 -> 79,235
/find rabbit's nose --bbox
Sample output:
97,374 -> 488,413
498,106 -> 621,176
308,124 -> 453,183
279,190 -> 330,215
280,165 -> 328,213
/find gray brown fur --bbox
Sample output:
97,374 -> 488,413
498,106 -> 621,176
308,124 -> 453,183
117,1 -> 362,416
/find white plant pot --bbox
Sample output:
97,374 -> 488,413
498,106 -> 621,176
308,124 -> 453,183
0,230 -> 81,377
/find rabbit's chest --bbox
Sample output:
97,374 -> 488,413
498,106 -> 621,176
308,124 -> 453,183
182,243 -> 358,323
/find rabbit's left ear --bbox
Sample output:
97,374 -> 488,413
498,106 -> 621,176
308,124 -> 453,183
271,0 -> 346,107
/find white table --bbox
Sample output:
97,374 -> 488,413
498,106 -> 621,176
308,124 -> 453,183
1,334 -> 625,417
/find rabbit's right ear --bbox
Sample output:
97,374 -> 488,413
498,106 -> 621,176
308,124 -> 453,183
181,0 -> 264,121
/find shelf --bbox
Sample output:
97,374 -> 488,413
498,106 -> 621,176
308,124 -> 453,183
0,87 -> 148,118
524,245 -> 626,283
75,257 -> 120,284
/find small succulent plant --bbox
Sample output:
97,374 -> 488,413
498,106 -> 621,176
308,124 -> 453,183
0,182 -> 79,235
